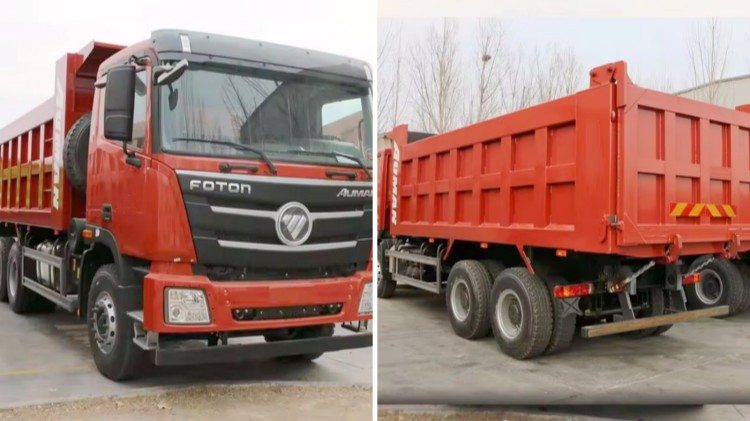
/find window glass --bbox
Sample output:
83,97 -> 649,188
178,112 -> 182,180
159,67 -> 372,167
131,71 -> 148,149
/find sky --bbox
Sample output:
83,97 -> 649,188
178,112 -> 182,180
0,0 -> 375,128
381,17 -> 750,93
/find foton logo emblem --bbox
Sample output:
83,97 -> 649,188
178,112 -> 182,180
337,188 -> 372,198
189,179 -> 251,194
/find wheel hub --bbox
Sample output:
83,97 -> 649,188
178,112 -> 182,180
696,269 -> 723,305
450,278 -> 471,322
7,258 -> 17,299
91,292 -> 117,354
497,289 -> 524,340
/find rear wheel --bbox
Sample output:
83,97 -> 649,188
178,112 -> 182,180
651,290 -> 675,336
264,324 -> 335,361
685,257 -> 744,316
0,237 -> 14,302
543,278 -> 577,355
735,262 -> 750,313
622,287 -> 665,338
489,267 -> 554,359
377,240 -> 396,298
480,259 -> 505,281
445,260 -> 492,339
88,264 -> 146,381
6,241 -> 35,313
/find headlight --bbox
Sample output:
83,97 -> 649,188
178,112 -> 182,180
165,288 -> 210,324
358,283 -> 373,315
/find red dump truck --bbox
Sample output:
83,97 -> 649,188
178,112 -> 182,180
377,61 -> 750,359
0,29 -> 373,380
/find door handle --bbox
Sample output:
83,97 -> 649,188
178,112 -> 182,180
102,204 -> 113,222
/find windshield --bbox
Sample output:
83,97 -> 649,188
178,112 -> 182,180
159,65 -> 373,167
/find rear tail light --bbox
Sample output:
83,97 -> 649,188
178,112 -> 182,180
553,283 -> 594,299
682,273 -> 702,285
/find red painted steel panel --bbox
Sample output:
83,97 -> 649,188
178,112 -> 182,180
0,42 -> 123,231
382,61 -> 750,259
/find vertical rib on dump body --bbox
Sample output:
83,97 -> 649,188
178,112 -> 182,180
388,61 -> 750,259
0,42 -> 123,231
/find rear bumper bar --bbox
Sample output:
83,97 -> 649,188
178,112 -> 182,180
154,332 -> 372,367
580,305 -> 729,338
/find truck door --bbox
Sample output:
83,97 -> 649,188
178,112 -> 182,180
87,61 -> 152,258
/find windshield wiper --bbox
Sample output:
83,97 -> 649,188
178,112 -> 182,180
172,137 -> 277,175
283,150 -> 371,180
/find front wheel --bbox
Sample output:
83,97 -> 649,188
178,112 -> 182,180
264,324 -> 335,361
87,264 -> 146,381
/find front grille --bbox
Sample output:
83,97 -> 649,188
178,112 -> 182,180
177,170 -> 371,279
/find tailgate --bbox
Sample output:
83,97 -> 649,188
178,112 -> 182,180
617,76 -> 750,249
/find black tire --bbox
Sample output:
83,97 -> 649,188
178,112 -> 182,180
377,239 -> 396,299
489,267 -> 554,359
446,260 -> 492,339
685,256 -> 744,316
264,324 -> 335,361
623,287 -> 665,338
0,237 -> 13,302
6,241 -> 35,313
87,264 -> 146,381
480,259 -> 505,280
651,290 -> 675,336
543,278 -> 577,355
63,113 -> 91,194
735,262 -> 750,313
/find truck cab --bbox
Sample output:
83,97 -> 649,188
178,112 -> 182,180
0,29 -> 373,380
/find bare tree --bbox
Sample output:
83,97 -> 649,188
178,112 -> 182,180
377,21 -> 406,133
410,19 -> 463,133
686,18 -> 731,104
644,68 -> 675,94
530,44 -> 583,104
465,19 -> 508,124
499,47 -> 534,113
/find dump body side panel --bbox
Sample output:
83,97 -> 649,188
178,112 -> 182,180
390,61 -> 750,259
0,42 -> 123,231
391,84 -> 616,254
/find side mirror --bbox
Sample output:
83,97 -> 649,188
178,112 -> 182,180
154,59 -> 188,86
103,65 -> 136,142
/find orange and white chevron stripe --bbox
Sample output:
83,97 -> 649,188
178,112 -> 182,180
669,202 -> 736,218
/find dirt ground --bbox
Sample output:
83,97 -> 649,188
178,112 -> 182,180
0,384 -> 371,421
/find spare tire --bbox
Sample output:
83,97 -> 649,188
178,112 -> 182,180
63,113 -> 91,193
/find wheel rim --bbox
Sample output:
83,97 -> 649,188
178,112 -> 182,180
450,278 -> 471,322
496,289 -> 524,340
7,255 -> 17,299
91,291 -> 117,354
696,269 -> 723,305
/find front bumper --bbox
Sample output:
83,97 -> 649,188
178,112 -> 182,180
142,269 -> 372,333
153,331 -> 372,366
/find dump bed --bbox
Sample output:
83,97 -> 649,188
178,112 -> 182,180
385,61 -> 750,259
0,42 -> 123,231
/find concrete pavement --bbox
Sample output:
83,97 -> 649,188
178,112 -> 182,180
0,304 -> 371,409
378,286 -> 750,405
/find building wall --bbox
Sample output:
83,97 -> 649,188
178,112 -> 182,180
676,75 -> 750,109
